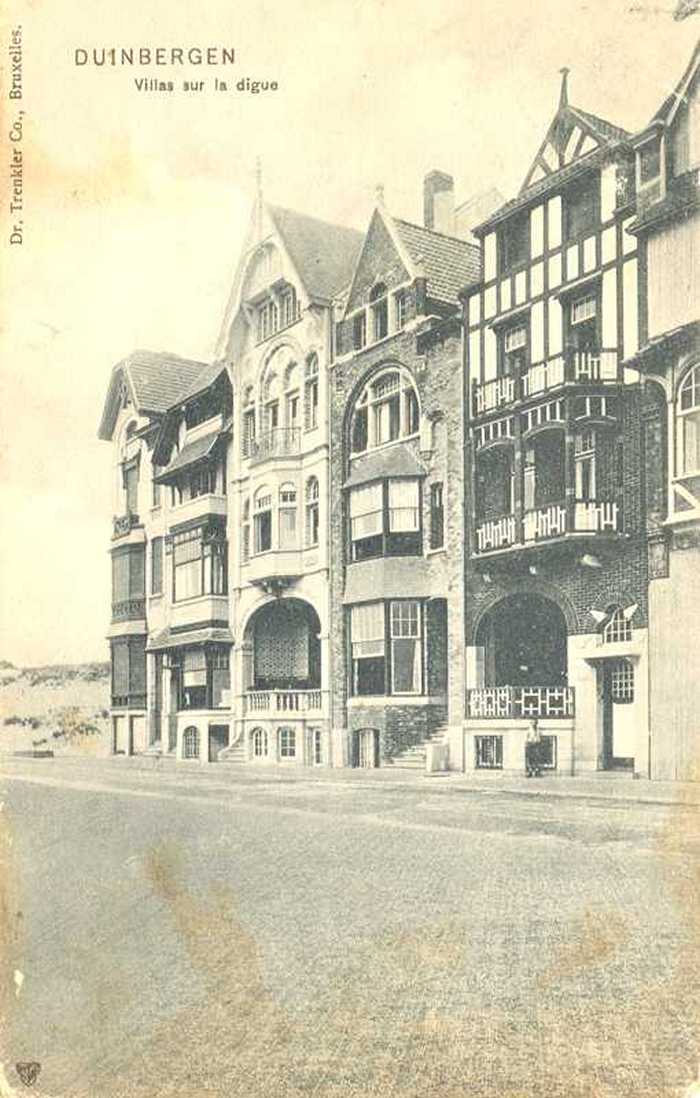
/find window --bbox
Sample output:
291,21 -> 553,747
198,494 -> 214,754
304,355 -> 319,431
567,292 -> 600,356
279,727 -> 297,758
242,387 -> 256,458
266,399 -> 279,432
183,726 -> 200,759
352,312 -> 367,350
349,478 -> 422,561
350,369 -> 420,454
123,459 -> 139,514
564,175 -> 598,242
111,545 -> 145,616
499,210 -> 529,274
575,429 -> 596,500
350,602 -> 386,696
172,646 -> 230,711
610,659 -> 634,703
256,299 -> 278,342
305,476 -> 320,547
252,727 -> 268,758
110,635 -> 146,707
677,365 -> 700,476
500,323 -> 529,377
278,483 -> 298,550
571,294 -> 597,326
189,464 -> 217,499
603,606 -> 632,644
242,498 -> 251,563
150,537 -> 163,596
475,735 -> 503,769
395,290 -> 408,330
280,286 -> 300,328
390,600 -> 422,694
639,138 -> 661,185
172,527 -> 227,601
430,483 -> 445,549
539,735 -> 558,770
312,728 -> 323,765
370,283 -> 388,342
254,489 -> 273,553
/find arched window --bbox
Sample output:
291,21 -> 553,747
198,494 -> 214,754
350,369 -> 420,454
304,354 -> 319,431
602,606 -> 632,644
251,727 -> 268,758
305,476 -> 320,547
263,371 -> 280,433
677,364 -> 700,476
182,726 -> 200,759
279,482 -> 297,550
254,486 -> 273,553
370,282 -> 388,342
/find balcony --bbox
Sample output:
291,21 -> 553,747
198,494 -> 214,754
111,598 -> 146,623
111,692 -> 147,710
474,499 -> 621,556
467,685 -> 575,720
244,689 -> 324,715
472,350 -> 620,417
167,493 -> 227,530
249,427 -> 301,465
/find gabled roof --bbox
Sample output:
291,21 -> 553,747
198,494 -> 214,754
393,219 -> 481,304
98,350 -> 212,441
640,38 -> 700,134
154,426 -> 228,483
519,99 -> 630,196
268,205 -> 363,301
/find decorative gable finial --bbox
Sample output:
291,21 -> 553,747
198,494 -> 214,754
256,156 -> 263,199
559,66 -> 570,109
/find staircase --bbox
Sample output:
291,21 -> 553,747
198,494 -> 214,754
387,724 -> 449,770
218,736 -> 247,764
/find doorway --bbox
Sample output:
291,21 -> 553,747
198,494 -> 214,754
209,724 -> 230,762
600,660 -> 635,770
352,728 -> 379,768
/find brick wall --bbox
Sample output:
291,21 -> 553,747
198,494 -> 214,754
347,703 -> 448,764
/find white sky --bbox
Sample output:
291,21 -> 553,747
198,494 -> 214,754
0,0 -> 695,666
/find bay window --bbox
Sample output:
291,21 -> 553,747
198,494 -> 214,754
350,600 -> 424,697
305,476 -> 320,547
110,636 -> 146,708
254,489 -> 273,553
278,483 -> 298,550
172,526 -> 227,601
170,645 -> 231,710
575,429 -> 596,500
112,544 -> 145,619
349,478 -> 422,560
123,458 -> 139,514
304,355 -> 319,430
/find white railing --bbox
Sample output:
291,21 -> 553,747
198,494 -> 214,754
249,427 -> 301,464
522,356 -> 565,397
574,500 -> 620,532
572,350 -> 618,382
523,502 -> 567,542
476,515 -> 517,553
474,376 -> 514,415
245,689 -> 323,714
468,685 -> 575,719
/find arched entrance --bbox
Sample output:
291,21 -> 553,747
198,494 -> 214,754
244,598 -> 321,691
477,593 -> 568,688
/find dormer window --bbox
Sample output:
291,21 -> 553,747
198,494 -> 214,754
564,175 -> 598,242
639,139 -> 661,185
370,283 -> 389,342
257,300 -> 278,343
350,369 -> 420,454
280,286 -> 300,327
499,210 -> 530,275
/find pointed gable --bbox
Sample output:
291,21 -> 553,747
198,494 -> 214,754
268,205 -> 363,302
344,209 -> 412,315
522,102 -> 630,192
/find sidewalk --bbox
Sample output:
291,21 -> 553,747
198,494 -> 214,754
8,752 -> 697,808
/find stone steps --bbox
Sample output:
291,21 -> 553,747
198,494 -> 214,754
388,725 -> 449,770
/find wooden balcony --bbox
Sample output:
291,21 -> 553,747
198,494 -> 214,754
474,499 -> 621,556
467,685 -> 575,719
244,689 -> 324,715
472,350 -> 620,417
249,427 -> 301,465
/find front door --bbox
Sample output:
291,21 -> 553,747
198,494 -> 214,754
209,724 -> 229,762
354,728 -> 379,769
600,661 -> 635,770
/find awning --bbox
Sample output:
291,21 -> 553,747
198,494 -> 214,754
342,557 -> 431,604
344,446 -> 427,489
155,428 -> 226,484
146,626 -> 233,652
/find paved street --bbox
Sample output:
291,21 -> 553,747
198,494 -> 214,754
1,758 -> 698,1098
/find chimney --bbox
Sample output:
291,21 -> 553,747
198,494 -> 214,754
423,170 -> 455,235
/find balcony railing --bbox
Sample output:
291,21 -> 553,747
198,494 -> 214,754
245,688 -> 323,714
472,350 -> 620,415
475,515 -> 517,553
249,427 -> 301,464
111,598 -> 146,622
467,685 -> 575,719
112,512 -> 141,538
474,499 -> 621,554
111,693 -> 147,710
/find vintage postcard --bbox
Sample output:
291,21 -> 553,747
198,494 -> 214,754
0,2 -> 698,1095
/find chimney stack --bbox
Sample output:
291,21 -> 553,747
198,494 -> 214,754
424,170 -> 455,235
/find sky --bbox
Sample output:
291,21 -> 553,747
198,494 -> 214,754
0,0 -> 696,666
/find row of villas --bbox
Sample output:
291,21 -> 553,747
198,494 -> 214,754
99,47 -> 700,780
